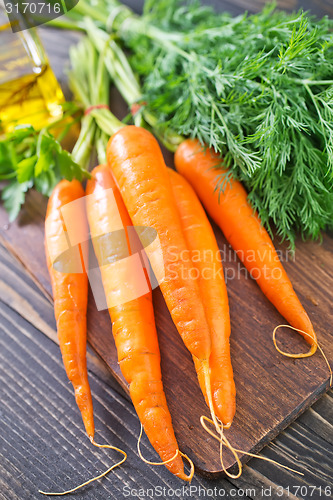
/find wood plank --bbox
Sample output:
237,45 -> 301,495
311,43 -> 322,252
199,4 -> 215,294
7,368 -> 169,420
0,284 -> 332,499
0,297 -> 246,500
0,242 -> 127,397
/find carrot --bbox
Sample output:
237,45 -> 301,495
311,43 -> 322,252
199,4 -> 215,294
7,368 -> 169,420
168,168 -> 236,425
106,126 -> 217,390
45,179 -> 94,438
86,164 -> 191,481
175,139 -> 317,356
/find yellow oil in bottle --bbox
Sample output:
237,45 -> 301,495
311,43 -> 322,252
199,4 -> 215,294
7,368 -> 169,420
0,22 -> 64,134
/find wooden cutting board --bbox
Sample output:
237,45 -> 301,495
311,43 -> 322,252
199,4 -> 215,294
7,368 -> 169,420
0,182 -> 332,478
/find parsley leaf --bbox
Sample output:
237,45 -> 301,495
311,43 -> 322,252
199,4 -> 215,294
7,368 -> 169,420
0,126 -> 90,221
17,156 -> 37,183
1,181 -> 33,222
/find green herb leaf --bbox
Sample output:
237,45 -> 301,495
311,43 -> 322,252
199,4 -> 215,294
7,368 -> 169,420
35,133 -> 57,176
57,149 -> 86,181
0,142 -> 15,175
116,0 -> 333,246
34,170 -> 58,197
1,180 -> 33,222
16,156 -> 38,183
0,124 -> 90,221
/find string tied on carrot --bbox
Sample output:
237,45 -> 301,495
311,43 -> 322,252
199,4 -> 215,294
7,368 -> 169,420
84,104 -> 110,116
38,439 -> 127,496
131,102 -> 146,116
200,416 -> 304,477
273,325 -> 332,386
137,424 -> 195,482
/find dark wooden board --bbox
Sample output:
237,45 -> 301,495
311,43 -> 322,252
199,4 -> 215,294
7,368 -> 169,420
1,0 -> 333,479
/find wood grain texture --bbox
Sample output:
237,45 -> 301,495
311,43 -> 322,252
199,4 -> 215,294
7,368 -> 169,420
0,0 -> 333,487
0,242 -> 332,499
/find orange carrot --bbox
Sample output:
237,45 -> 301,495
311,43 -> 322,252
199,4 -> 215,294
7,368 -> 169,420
106,126 -> 216,386
45,180 -> 94,438
175,139 -> 317,356
168,168 -> 236,425
86,164 -> 190,480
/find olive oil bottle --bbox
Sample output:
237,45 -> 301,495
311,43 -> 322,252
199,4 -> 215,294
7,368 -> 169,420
0,21 -> 64,134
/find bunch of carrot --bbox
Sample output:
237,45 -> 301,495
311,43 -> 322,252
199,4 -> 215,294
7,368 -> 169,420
44,128 -> 234,485
44,123 -> 320,490
42,31 -> 322,493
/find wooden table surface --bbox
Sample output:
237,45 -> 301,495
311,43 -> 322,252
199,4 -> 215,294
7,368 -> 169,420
1,1 -> 333,499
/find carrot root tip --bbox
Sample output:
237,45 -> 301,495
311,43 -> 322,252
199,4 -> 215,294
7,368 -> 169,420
273,324 -> 332,386
137,424 -> 194,481
137,424 -> 179,466
179,451 -> 195,482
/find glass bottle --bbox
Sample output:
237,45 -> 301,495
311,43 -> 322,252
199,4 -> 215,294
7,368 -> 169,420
0,9 -> 64,134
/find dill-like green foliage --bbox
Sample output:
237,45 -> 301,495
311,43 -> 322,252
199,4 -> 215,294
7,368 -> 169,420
119,0 -> 333,246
